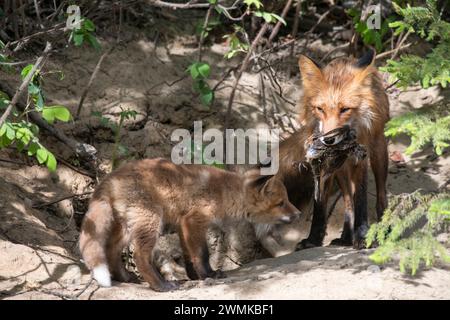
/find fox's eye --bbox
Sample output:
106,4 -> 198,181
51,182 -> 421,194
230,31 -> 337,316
340,108 -> 351,114
316,107 -> 324,113
276,201 -> 284,207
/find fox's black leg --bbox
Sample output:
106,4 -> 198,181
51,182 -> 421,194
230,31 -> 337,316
296,177 -> 333,250
353,162 -> 369,249
330,170 -> 354,246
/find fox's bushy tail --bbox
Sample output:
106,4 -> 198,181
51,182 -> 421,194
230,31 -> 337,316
79,199 -> 114,287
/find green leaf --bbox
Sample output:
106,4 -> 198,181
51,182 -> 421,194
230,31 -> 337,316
28,83 -> 40,95
27,142 -> 39,156
0,91 -> 10,109
36,92 -> 44,111
5,124 -> 15,140
16,140 -> 25,152
46,152 -> 57,172
36,148 -> 48,164
269,13 -> 286,26
16,128 -> 31,145
0,124 -> 6,137
86,34 -> 101,50
200,90 -> 213,105
188,64 -> 200,79
244,0 -> 263,9
52,106 -> 71,122
188,62 -> 211,80
21,64 -> 34,79
197,63 -> 210,78
42,108 -> 55,124
73,33 -> 84,46
83,19 -> 96,32
42,106 -> 71,124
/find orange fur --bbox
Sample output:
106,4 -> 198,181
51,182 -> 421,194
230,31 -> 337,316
276,51 -> 390,249
79,158 -> 300,291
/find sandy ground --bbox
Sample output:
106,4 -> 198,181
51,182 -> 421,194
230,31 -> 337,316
0,28 -> 449,300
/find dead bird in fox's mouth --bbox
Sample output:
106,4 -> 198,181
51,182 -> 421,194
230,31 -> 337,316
301,125 -> 367,201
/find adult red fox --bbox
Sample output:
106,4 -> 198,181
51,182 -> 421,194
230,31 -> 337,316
275,50 -> 389,249
79,158 -> 300,291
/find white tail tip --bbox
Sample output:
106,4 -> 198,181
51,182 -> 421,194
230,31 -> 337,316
92,264 -> 111,287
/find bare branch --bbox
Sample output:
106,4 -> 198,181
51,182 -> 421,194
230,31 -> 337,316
198,4 -> 214,62
375,42 -> 413,60
225,23 -> 269,128
76,46 -> 115,119
147,0 -> 211,9
267,0 -> 293,46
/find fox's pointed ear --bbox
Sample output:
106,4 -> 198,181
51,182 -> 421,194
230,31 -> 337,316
354,49 -> 376,83
244,170 -> 274,193
355,49 -> 376,69
298,55 -> 324,89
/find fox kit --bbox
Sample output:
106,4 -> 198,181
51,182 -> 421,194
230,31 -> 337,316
275,50 -> 389,249
79,158 -> 300,291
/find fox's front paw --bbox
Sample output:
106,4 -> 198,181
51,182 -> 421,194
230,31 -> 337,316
208,270 -> 226,279
153,280 -> 180,292
329,237 -> 353,247
295,238 -> 322,251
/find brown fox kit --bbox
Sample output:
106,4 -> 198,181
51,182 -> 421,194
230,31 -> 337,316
275,50 -> 389,249
79,158 -> 300,291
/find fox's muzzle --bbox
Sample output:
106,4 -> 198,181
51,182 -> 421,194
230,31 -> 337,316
279,207 -> 301,224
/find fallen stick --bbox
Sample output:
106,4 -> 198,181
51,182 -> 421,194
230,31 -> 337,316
32,191 -> 93,209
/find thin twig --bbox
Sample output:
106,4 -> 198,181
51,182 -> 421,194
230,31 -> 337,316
56,156 -> 96,178
303,7 -> 334,53
6,23 -> 66,51
319,43 -> 350,63
148,75 -> 188,92
384,79 -> 400,91
76,46 -> 115,119
0,158 -> 28,166
198,4 -> 214,62
32,191 -> 93,209
287,0 -> 302,76
391,31 -> 411,60
212,66 -> 238,92
267,0 -> 293,45
0,41 -> 51,129
147,0 -> 212,9
33,0 -> 43,28
375,42 -> 413,60
224,22 -> 269,128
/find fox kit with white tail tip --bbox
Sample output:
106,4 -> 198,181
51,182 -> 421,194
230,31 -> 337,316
79,158 -> 300,291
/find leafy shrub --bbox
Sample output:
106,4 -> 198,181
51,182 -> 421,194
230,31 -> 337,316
366,191 -> 450,275
384,102 -> 450,156
381,0 -> 450,88
187,62 -> 214,106
0,64 -> 71,171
